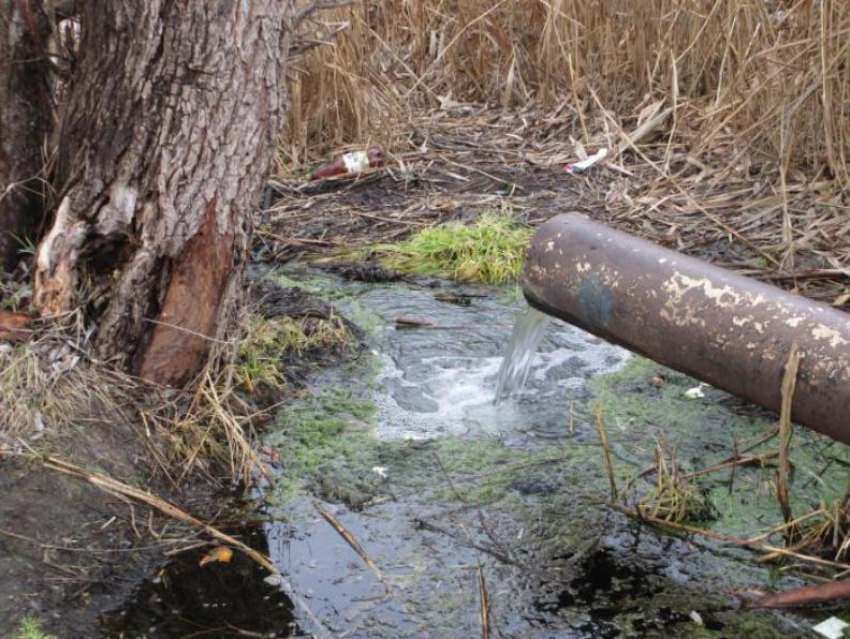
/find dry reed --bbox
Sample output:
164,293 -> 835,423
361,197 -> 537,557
288,0 -> 850,190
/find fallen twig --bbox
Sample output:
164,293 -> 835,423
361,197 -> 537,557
777,346 -> 801,529
682,450 -> 779,479
477,564 -> 491,639
37,455 -> 330,635
313,500 -> 387,588
257,230 -> 346,248
394,316 -> 510,330
746,578 -> 850,609
595,405 -> 617,501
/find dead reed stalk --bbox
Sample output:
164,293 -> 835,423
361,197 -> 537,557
287,0 -> 850,190
776,345 -> 801,530
594,404 -> 617,501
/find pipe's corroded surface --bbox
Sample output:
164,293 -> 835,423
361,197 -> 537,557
523,214 -> 850,444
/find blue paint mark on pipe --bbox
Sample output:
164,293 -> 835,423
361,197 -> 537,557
577,273 -> 614,331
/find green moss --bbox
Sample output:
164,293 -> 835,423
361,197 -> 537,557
12,618 -> 56,639
236,314 -> 350,392
377,212 -> 532,285
265,388 -> 380,501
267,271 -> 317,291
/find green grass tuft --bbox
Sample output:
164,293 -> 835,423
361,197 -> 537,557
235,314 -> 350,393
379,212 -> 532,285
13,618 -> 56,639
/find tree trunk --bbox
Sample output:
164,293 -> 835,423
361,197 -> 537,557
34,1 -> 292,385
0,1 -> 52,272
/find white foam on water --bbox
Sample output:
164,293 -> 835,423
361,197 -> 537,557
372,313 -> 631,441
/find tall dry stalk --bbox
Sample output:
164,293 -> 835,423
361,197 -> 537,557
286,0 -> 850,188
777,345 -> 801,532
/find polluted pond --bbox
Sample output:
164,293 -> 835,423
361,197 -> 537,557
107,265 -> 850,638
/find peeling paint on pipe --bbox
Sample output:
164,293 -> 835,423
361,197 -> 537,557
522,214 -> 850,444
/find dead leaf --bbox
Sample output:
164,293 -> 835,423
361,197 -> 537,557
0,310 -> 34,342
199,545 -> 233,567
832,292 -> 850,307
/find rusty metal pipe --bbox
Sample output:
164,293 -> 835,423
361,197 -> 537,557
522,214 -> 850,444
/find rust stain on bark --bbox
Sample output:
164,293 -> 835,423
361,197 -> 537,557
139,198 -> 234,385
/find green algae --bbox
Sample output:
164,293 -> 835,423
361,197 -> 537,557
589,354 -> 850,538
264,387 -> 381,502
268,267 -> 386,337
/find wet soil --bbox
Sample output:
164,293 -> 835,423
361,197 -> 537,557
261,158 -> 847,306
0,280 -> 357,638
259,163 -> 595,264
0,418 -> 173,636
101,527 -> 299,638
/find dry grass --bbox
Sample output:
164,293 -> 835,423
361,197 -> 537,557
787,493 -> 850,565
287,0 -> 850,187
0,316 -> 273,488
282,0 -> 849,291
0,299 -> 350,491
0,319 -> 127,438
636,437 -> 715,524
289,0 -> 850,184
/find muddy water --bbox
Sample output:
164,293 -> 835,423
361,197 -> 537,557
108,266 -> 841,638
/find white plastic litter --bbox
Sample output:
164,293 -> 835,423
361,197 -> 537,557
371,466 -> 388,478
684,384 -> 707,399
342,151 -> 371,174
689,611 -> 704,626
813,617 -> 849,639
566,147 -> 609,174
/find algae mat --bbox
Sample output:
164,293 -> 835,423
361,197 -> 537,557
257,266 -> 831,638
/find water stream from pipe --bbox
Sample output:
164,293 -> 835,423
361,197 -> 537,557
494,306 -> 550,403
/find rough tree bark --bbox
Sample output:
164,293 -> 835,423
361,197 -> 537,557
34,1 -> 293,385
0,1 -> 52,271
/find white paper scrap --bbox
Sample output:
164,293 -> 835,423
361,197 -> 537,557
684,384 -> 707,399
813,617 -> 849,639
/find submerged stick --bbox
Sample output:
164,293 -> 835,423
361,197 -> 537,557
414,519 -> 515,566
746,579 -> 850,609
728,436 -> 739,495
313,500 -> 387,588
477,564 -> 491,639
